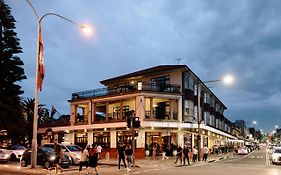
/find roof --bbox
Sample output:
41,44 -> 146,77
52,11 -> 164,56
100,65 -> 186,84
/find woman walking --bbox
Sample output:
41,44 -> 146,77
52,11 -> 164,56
125,144 -> 133,172
192,146 -> 198,163
79,145 -> 90,175
89,144 -> 100,175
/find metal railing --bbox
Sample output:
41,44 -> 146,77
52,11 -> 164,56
72,82 -> 180,100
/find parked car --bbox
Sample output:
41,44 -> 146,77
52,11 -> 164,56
0,149 -> 10,162
20,147 -> 71,169
42,143 -> 82,164
6,145 -> 26,160
238,146 -> 249,155
272,147 -> 281,164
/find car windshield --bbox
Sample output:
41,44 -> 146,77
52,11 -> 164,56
10,146 -> 25,150
41,147 -> 54,154
274,149 -> 281,153
66,145 -> 81,151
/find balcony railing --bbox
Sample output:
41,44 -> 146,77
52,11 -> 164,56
72,82 -> 180,100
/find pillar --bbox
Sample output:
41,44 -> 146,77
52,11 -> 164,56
88,101 -> 92,125
136,130 -> 145,148
178,97 -> 182,122
150,97 -> 153,119
177,130 -> 184,147
169,99 -> 174,120
106,102 -> 109,121
120,100 -> 123,120
135,96 -> 145,120
88,130 -> 93,146
92,103 -> 96,123
111,130 -> 117,148
70,105 -> 77,126
192,133 -> 195,148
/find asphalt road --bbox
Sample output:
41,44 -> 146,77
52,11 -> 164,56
1,147 -> 280,175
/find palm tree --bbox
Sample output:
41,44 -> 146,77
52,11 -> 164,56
21,98 -> 51,143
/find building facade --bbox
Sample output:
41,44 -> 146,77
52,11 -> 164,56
39,65 -> 240,158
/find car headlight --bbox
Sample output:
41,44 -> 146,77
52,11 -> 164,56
75,154 -> 80,159
4,154 -> 10,158
50,156 -> 56,161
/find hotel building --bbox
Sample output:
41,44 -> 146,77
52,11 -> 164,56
39,65 -> 241,158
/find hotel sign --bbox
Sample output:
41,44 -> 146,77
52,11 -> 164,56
149,122 -> 194,128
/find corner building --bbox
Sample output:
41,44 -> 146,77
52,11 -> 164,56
39,65 -> 240,158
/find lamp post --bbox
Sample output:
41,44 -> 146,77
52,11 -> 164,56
196,75 -> 234,161
25,0 -> 91,168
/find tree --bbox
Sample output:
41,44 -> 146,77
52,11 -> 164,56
0,1 -> 27,144
21,98 -> 51,144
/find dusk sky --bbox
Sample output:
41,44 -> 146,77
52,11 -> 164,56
7,0 -> 281,133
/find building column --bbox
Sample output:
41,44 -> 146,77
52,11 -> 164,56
136,129 -> 145,148
200,134 -> 203,148
191,133 -> 195,148
120,100 -> 123,120
70,105 -> 77,126
178,97 -> 182,122
92,103 -> 96,123
111,130 -> 117,148
177,130 -> 184,147
150,97 -> 153,119
169,99 -> 175,120
106,102 -> 109,121
88,101 -> 92,125
136,96 -> 145,121
88,130 -> 93,146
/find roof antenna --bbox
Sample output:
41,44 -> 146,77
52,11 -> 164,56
176,58 -> 184,64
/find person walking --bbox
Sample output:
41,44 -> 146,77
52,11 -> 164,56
97,144 -> 102,160
79,145 -> 90,175
117,142 -> 127,170
89,144 -> 100,175
203,145 -> 209,161
125,144 -> 133,172
183,145 -> 190,165
192,146 -> 198,163
53,139 -> 63,174
174,145 -> 182,164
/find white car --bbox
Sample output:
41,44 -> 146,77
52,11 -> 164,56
0,149 -> 11,162
42,143 -> 82,164
6,145 -> 26,160
238,147 -> 249,155
272,147 -> 281,164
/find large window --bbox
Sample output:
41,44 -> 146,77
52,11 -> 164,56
93,132 -> 110,151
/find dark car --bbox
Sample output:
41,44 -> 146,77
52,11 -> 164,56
20,147 -> 71,169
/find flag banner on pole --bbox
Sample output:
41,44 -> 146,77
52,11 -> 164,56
51,105 -> 57,118
38,26 -> 45,91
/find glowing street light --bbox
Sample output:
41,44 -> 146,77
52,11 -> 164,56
203,74 -> 235,85
275,125 -> 279,129
25,0 -> 92,168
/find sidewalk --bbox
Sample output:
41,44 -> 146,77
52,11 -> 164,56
99,151 -> 235,168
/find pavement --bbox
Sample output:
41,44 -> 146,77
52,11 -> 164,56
0,152 -> 235,175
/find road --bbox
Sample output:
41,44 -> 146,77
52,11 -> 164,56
0,147 -> 280,175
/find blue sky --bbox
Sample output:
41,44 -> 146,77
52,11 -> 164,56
7,0 -> 281,132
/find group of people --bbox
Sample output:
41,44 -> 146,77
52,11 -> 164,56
174,144 -> 209,165
52,139 -> 101,175
117,142 -> 134,172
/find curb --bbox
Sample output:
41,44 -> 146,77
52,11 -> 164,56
98,162 -> 141,168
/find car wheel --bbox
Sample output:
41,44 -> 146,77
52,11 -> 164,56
11,154 -> 17,161
20,160 -> 28,167
44,161 -> 51,169
70,157 -> 74,165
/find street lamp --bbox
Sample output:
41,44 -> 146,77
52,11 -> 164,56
196,75 -> 234,161
25,0 -> 91,168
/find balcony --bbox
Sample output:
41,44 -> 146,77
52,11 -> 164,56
71,82 -> 180,100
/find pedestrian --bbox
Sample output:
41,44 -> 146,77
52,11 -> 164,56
152,144 -> 157,159
97,144 -> 102,159
117,142 -> 127,170
53,139 -> 63,174
174,145 -> 182,164
203,145 -> 209,161
192,146 -> 198,163
79,144 -> 90,175
125,144 -> 133,172
89,144 -> 100,175
183,145 -> 190,165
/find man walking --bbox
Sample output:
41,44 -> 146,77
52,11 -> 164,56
192,146 -> 198,163
203,145 -> 209,161
97,144 -> 102,159
125,144 -> 133,172
117,142 -> 127,170
53,139 -> 63,174
174,145 -> 182,164
183,145 -> 190,165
